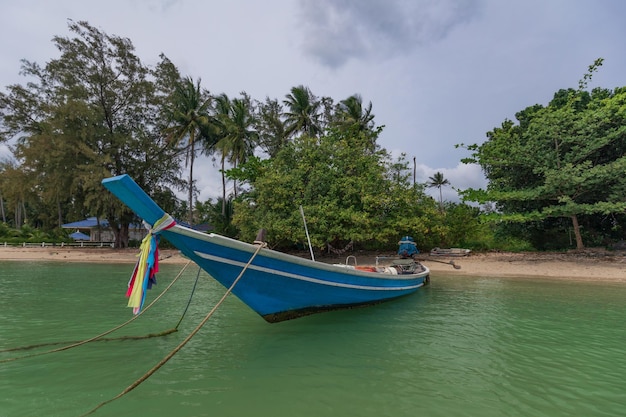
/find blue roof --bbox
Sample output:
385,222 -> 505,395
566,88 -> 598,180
61,217 -> 142,229
69,231 -> 91,240
62,217 -> 109,228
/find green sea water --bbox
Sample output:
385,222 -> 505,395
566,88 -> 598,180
1,261 -> 625,417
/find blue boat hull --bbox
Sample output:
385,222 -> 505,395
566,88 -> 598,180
102,175 -> 430,322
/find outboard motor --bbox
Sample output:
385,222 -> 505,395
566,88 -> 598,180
397,236 -> 419,258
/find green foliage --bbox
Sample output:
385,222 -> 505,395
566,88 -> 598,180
255,98 -> 288,158
231,127 -> 444,251
195,197 -> 238,238
0,20 -> 185,246
212,92 -> 258,212
460,59 -> 626,250
331,94 -> 376,136
0,223 -> 70,244
0,222 -> 15,238
164,76 -> 214,224
492,236 -> 536,252
283,85 -> 323,138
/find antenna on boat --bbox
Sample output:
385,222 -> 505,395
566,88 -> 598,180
299,205 -> 315,261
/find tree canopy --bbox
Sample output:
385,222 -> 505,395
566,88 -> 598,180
461,59 -> 626,249
0,20 -> 185,245
230,125 -> 445,250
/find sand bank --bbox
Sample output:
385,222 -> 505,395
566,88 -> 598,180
0,246 -> 624,282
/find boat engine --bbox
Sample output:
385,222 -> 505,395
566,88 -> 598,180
397,236 -> 419,258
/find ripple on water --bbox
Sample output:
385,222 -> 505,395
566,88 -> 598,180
1,265 -> 626,417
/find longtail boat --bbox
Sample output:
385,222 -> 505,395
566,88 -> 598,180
102,175 -> 430,322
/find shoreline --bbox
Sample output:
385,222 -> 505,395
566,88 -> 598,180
0,246 -> 625,282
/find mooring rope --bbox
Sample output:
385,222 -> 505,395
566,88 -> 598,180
0,260 -> 192,363
173,266 -> 203,330
79,242 -> 267,417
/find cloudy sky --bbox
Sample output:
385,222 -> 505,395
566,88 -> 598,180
1,0 -> 625,203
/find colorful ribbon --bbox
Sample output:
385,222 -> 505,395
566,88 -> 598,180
126,213 -> 176,314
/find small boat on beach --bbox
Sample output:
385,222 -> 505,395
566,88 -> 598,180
430,247 -> 471,257
102,175 -> 430,323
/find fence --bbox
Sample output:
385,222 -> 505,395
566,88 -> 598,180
2,242 -> 115,248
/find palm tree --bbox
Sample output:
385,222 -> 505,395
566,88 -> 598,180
212,93 -> 234,215
427,172 -> 450,212
165,77 -> 212,225
336,94 -> 375,132
283,85 -> 322,138
214,93 -> 259,212
212,94 -> 258,214
334,94 -> 377,151
196,196 -> 237,237
226,96 -> 258,196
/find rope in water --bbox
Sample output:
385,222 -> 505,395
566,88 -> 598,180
173,265 -> 203,330
0,260 -> 193,363
79,242 -> 267,417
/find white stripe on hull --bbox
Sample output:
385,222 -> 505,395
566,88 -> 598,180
194,251 -> 425,291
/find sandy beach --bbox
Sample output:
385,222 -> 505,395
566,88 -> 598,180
1,245 -> 624,282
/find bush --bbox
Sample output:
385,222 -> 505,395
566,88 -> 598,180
494,236 -> 535,252
0,223 -> 71,245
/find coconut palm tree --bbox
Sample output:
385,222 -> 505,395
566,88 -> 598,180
165,77 -> 212,225
334,94 -> 377,151
283,85 -> 322,138
226,96 -> 258,195
427,171 -> 450,212
336,94 -> 375,132
211,93 -> 258,213
212,93 -> 234,214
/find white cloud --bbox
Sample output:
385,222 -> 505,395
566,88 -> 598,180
417,162 -> 487,203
